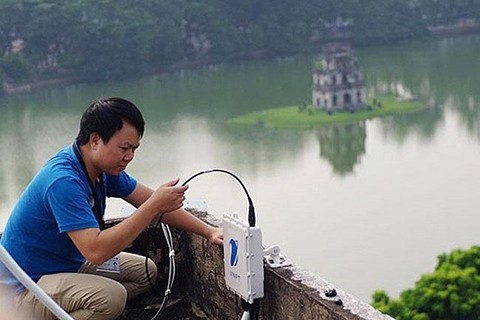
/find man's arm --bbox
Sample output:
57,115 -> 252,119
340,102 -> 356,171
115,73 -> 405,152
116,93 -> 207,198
125,182 -> 223,245
68,180 -> 222,265
68,179 -> 187,265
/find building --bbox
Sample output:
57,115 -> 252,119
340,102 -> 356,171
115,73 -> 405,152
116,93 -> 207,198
312,43 -> 366,111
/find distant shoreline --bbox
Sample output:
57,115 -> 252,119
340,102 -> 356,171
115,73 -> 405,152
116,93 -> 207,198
429,20 -> 480,37
2,77 -> 80,95
2,24 -> 479,96
228,95 -> 425,129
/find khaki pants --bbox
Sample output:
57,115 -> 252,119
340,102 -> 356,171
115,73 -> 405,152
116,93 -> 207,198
15,252 -> 157,320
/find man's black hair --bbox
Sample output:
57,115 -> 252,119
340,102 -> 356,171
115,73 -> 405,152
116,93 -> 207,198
76,97 -> 145,145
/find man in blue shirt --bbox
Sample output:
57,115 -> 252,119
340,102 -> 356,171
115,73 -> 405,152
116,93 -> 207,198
0,97 -> 223,319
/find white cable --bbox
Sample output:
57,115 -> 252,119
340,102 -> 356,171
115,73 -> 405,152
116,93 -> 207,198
241,311 -> 250,320
161,223 -> 176,290
151,223 -> 176,320
0,244 -> 74,320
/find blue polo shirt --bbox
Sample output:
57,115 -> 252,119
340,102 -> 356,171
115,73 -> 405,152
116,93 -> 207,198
0,144 -> 136,288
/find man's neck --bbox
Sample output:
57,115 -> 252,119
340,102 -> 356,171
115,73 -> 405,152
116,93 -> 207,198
79,144 -> 101,185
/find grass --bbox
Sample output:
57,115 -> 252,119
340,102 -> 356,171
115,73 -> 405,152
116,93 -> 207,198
228,95 -> 425,129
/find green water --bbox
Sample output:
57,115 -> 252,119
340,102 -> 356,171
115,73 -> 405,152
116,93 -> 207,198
1,35 -> 480,302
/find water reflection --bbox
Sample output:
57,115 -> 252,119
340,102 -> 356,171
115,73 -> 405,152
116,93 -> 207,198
360,35 -> 480,146
316,122 -> 366,175
453,95 -> 480,140
379,106 -> 444,145
221,125 -> 310,173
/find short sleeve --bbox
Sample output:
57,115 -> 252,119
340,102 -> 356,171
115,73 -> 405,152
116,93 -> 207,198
105,171 -> 137,198
45,177 -> 99,233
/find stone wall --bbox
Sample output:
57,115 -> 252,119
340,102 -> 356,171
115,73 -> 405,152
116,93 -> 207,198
172,210 -> 395,320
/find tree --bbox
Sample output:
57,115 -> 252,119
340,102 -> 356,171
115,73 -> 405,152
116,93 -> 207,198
1,53 -> 32,82
373,246 -> 480,320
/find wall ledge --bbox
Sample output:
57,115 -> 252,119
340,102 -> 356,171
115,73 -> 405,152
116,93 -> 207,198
182,209 -> 394,320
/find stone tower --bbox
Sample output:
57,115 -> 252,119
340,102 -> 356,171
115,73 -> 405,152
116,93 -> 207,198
312,43 -> 365,111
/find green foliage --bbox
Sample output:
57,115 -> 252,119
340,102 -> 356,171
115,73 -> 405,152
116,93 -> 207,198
372,246 -> 480,320
338,0 -> 429,43
0,0 -> 479,82
1,54 -> 32,82
414,0 -> 480,26
228,96 -> 424,129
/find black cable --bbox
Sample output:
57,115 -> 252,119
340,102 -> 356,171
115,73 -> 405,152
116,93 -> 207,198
242,299 -> 259,320
145,216 -> 166,297
252,299 -> 260,320
146,212 -> 171,320
181,169 -> 256,227
144,168 -> 257,320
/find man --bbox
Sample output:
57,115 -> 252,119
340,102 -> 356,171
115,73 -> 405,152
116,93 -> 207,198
0,97 -> 223,319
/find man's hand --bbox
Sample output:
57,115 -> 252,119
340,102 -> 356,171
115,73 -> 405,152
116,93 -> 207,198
131,180 -> 223,247
146,178 -> 188,214
206,226 -> 224,246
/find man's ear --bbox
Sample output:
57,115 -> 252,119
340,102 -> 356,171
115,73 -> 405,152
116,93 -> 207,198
89,132 -> 101,150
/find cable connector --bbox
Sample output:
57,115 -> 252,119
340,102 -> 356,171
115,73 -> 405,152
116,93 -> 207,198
263,245 -> 291,268
169,250 -> 175,258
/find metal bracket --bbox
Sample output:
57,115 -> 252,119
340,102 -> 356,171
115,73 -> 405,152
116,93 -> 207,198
263,245 -> 291,268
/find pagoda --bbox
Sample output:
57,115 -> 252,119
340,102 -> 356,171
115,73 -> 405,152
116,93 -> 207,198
312,43 -> 365,111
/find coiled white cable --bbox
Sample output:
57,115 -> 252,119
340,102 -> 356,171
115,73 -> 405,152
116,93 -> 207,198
150,221 -> 176,320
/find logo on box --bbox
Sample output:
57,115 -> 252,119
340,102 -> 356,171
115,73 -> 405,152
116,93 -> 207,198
229,238 -> 239,267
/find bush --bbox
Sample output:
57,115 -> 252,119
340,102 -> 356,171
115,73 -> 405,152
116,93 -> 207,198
1,54 -> 32,83
372,246 -> 480,320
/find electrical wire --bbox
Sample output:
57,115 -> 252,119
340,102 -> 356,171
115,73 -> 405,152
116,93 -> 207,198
149,221 -> 176,320
145,212 -> 175,320
181,169 -> 256,227
145,168 -> 259,320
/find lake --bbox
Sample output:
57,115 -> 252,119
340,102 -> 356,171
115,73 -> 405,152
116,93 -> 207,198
1,35 -> 480,303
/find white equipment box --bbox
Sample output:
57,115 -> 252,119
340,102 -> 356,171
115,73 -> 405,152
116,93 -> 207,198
223,213 -> 264,304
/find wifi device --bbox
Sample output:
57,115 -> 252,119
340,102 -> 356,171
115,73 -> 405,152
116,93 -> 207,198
223,213 -> 264,304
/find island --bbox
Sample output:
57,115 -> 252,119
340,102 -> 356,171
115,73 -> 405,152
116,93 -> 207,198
227,95 -> 425,129
229,43 -> 425,129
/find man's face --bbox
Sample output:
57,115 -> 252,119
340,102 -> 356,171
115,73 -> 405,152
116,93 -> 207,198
93,121 -> 141,176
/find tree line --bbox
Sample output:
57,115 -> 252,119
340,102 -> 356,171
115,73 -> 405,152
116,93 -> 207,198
0,0 -> 479,85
